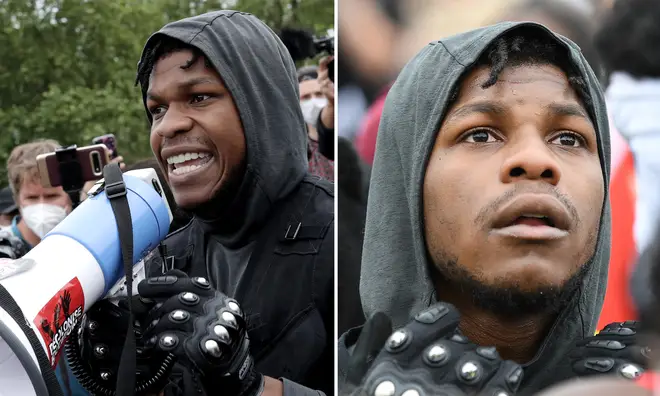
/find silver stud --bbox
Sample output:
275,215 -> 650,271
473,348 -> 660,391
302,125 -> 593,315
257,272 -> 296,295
373,380 -> 395,396
227,301 -> 241,314
100,371 -> 110,380
221,311 -> 237,327
194,277 -> 209,286
170,310 -> 188,321
401,390 -> 420,396
620,363 -> 642,380
213,325 -> 231,343
495,392 -> 509,396
88,321 -> 98,332
181,292 -> 198,303
387,330 -> 407,349
204,339 -> 222,358
427,345 -> 448,363
460,361 -> 480,381
93,345 -> 106,357
160,335 -> 177,348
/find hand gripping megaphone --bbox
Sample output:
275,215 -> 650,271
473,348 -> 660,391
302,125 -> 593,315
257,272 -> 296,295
0,165 -> 172,396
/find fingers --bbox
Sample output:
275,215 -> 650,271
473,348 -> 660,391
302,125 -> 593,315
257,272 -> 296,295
382,303 -> 461,361
138,271 -> 215,299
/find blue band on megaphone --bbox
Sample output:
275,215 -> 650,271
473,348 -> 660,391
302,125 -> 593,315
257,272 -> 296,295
46,174 -> 170,294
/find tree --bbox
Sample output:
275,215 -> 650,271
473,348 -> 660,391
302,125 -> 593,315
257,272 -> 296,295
0,0 -> 333,184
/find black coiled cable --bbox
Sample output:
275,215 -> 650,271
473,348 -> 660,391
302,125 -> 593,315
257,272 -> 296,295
65,322 -> 176,396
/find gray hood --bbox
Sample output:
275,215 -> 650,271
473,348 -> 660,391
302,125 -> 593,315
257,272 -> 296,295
137,11 -> 308,246
360,21 -> 611,390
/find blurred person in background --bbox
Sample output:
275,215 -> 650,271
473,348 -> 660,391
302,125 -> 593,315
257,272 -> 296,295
595,0 -> 660,327
0,139 -> 72,258
0,186 -> 18,227
297,65 -> 335,181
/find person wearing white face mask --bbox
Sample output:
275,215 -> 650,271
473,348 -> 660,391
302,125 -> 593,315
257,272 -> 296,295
0,139 -> 72,259
297,61 -> 335,182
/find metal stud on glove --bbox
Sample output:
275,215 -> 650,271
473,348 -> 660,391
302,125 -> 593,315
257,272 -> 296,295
136,270 -> 264,396
352,302 -> 524,396
565,321 -> 649,382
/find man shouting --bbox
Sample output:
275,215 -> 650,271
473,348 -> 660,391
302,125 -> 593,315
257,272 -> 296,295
78,10 -> 333,396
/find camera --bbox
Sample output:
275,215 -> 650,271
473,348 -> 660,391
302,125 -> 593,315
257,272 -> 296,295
279,28 -> 335,83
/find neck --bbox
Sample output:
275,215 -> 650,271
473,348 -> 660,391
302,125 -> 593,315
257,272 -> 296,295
436,281 -> 555,363
17,218 -> 41,247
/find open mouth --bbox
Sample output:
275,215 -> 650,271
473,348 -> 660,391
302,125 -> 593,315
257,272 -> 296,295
166,152 -> 213,176
510,214 -> 556,228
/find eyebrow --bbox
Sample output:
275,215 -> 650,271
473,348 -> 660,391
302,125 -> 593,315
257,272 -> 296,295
146,77 -> 218,101
445,101 -> 508,123
546,102 -> 589,120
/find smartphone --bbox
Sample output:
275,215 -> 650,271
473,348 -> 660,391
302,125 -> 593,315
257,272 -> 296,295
92,134 -> 118,159
36,144 -> 111,188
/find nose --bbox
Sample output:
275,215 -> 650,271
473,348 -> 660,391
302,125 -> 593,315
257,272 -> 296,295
151,106 -> 194,138
499,136 -> 562,186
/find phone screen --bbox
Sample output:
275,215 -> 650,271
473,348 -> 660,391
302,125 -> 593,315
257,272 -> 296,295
92,134 -> 118,159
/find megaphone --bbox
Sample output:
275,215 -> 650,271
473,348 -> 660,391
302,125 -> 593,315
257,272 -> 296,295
0,167 -> 172,396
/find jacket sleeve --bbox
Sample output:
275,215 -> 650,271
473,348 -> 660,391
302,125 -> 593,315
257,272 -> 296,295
281,378 -> 325,396
315,113 -> 335,161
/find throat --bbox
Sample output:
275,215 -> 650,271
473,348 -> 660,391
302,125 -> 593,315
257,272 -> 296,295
457,309 -> 554,363
434,277 -> 556,363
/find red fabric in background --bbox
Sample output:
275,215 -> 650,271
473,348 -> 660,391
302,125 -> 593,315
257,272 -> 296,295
355,86 -> 391,165
598,149 -> 638,329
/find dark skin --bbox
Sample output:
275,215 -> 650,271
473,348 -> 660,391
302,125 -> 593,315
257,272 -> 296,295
145,49 -> 283,396
147,50 -> 246,212
423,64 -> 604,362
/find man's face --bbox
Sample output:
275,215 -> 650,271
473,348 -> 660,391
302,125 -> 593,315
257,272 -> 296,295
147,50 -> 247,210
17,179 -> 71,213
423,64 -> 604,311
299,79 -> 323,102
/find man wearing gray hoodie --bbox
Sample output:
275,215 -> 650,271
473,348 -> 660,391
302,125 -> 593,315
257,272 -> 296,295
339,21 -> 646,395
73,10 -> 333,396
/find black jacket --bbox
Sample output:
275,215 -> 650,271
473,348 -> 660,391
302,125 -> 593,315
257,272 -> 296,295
146,175 -> 334,395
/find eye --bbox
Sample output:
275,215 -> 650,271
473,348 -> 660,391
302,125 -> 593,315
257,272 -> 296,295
460,128 -> 500,143
190,94 -> 211,104
549,132 -> 585,148
149,106 -> 166,118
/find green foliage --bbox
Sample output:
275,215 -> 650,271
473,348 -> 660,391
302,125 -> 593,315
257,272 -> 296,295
0,0 -> 333,184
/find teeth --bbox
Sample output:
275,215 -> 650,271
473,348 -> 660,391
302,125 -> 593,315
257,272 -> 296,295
172,164 -> 202,175
521,214 -> 547,219
166,152 -> 209,165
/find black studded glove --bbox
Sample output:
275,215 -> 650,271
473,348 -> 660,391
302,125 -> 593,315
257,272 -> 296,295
351,303 -> 524,396
67,298 -> 173,395
138,269 -> 263,396
560,321 -> 649,381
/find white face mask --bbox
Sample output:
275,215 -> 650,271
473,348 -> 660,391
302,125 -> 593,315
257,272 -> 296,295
21,203 -> 68,239
300,97 -> 328,126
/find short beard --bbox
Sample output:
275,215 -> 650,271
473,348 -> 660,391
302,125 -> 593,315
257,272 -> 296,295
430,257 -> 592,318
182,158 -> 247,219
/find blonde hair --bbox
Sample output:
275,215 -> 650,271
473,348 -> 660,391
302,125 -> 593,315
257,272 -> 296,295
6,139 -> 61,197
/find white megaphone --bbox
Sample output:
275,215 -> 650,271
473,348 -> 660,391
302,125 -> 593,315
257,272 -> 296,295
0,168 -> 172,396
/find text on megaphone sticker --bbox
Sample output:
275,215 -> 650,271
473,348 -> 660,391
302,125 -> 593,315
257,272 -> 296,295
33,277 -> 85,367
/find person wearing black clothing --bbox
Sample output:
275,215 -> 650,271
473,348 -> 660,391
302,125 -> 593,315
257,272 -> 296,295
81,11 -> 333,396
